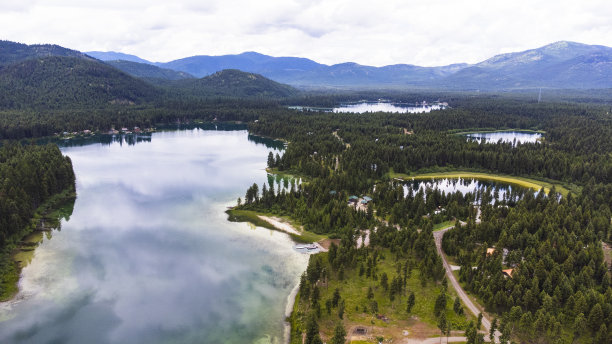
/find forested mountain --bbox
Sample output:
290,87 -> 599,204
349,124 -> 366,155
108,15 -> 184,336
0,40 -> 92,66
171,69 -> 299,98
0,56 -> 160,109
105,60 -> 195,81
95,41 -> 612,89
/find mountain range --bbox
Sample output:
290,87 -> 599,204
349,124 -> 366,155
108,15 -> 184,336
0,41 -> 297,109
87,41 -> 612,89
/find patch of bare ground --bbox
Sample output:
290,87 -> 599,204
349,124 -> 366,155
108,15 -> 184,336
603,242 -> 612,270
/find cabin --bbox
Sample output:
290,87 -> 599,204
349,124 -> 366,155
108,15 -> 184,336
502,268 -> 514,278
348,196 -> 359,204
487,248 -> 496,256
361,196 -> 373,204
353,327 -> 367,335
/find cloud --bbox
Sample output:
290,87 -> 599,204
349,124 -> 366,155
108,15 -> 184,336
1,0 -> 612,66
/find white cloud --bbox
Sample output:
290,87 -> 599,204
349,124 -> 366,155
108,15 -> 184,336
1,0 -> 612,66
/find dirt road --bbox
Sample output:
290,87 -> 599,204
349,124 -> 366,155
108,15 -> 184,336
434,225 -> 499,343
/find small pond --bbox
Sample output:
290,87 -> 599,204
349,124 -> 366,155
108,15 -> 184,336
403,177 -> 540,204
333,102 -> 445,114
465,131 -> 542,146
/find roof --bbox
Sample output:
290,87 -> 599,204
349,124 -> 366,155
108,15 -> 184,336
502,268 -> 514,278
348,195 -> 359,200
329,190 -> 337,195
363,196 -> 373,201
486,248 -> 496,255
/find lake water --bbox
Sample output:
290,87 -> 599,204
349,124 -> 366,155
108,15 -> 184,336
333,102 -> 445,114
0,128 -> 309,344
465,131 -> 542,146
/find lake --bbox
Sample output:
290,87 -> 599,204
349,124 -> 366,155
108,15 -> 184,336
0,128 -> 309,344
333,102 -> 445,114
465,131 -> 542,146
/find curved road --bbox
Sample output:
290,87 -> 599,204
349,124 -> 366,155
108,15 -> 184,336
434,225 -> 500,343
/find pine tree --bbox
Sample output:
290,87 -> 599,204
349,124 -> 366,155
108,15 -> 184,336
330,322 -> 347,344
406,292 -> 415,313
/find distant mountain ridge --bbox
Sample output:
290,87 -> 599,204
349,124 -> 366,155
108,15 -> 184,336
105,60 -> 195,81
1,40 -> 92,66
171,69 -> 298,98
89,41 -> 612,89
86,51 -> 151,64
439,41 -> 612,89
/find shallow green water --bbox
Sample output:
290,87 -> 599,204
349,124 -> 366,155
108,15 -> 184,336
0,128 -> 308,344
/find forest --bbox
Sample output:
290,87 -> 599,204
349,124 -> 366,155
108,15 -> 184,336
0,143 -> 75,299
230,96 -> 612,343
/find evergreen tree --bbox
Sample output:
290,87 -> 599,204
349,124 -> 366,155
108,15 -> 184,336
330,322 -> 347,344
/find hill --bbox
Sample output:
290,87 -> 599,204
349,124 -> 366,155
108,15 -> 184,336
172,69 -> 299,98
0,56 -> 160,109
105,60 -> 195,81
0,40 -> 92,66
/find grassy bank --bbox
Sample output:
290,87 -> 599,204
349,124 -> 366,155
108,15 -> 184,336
389,170 -> 571,196
433,220 -> 456,232
0,187 -> 76,301
265,167 -> 310,183
451,128 -> 546,135
226,209 -> 325,243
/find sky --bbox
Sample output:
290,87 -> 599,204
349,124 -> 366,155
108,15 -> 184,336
2,0 -> 612,67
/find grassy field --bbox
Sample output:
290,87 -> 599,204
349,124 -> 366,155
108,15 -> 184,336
433,220 -> 456,232
226,208 -> 325,243
292,249 -> 473,343
265,167 -> 310,183
389,171 -> 570,196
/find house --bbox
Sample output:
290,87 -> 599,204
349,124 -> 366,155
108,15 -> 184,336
348,196 -> 359,204
502,268 -> 514,278
433,206 -> 445,215
361,196 -> 373,204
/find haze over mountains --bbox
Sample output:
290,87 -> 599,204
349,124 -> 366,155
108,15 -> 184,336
87,41 -> 612,89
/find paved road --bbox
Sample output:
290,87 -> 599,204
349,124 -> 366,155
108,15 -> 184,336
434,225 -> 500,343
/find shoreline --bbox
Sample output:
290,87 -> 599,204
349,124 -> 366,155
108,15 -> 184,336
0,187 -> 76,302
226,208 -> 328,344
284,277 -> 302,344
